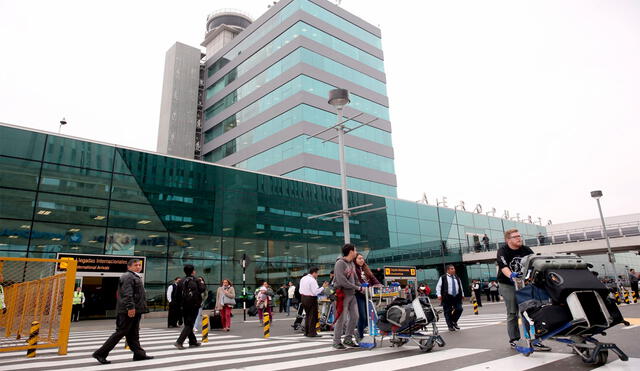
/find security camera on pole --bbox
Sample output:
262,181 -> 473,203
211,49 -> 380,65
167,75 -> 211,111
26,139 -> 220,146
306,88 -> 386,242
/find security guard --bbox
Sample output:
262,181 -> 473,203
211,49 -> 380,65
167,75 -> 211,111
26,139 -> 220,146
71,286 -> 85,322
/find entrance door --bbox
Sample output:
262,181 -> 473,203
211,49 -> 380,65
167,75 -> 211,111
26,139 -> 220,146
81,276 -> 120,319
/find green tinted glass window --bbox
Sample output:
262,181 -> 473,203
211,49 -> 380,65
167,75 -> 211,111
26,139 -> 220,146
283,168 -> 396,197
110,173 -> 149,204
0,126 -> 46,160
108,200 -> 166,232
34,192 -> 108,226
0,157 -> 41,190
44,136 -> 115,171
105,228 -> 167,257
29,222 -> 106,255
39,163 -> 111,199
0,218 -> 30,252
0,189 -> 35,219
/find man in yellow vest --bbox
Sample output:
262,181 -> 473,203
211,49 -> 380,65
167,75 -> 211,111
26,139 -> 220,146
72,286 -> 85,322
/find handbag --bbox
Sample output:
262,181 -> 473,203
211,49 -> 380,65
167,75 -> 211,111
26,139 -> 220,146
222,294 -> 236,306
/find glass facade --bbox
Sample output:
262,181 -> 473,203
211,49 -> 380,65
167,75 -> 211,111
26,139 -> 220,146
1,124 -> 548,312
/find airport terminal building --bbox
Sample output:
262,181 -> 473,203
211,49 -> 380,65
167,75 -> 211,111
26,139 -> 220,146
0,123 -> 545,317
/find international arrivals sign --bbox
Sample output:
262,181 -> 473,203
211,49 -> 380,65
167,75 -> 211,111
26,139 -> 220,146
56,253 -> 146,273
384,266 -> 417,278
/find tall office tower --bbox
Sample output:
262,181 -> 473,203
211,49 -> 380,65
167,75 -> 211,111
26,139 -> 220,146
159,0 -> 396,197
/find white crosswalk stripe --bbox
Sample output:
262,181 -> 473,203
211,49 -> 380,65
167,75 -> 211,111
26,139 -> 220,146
0,327 -> 635,371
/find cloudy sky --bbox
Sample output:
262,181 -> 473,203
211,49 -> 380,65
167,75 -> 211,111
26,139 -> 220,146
1,0 -> 638,224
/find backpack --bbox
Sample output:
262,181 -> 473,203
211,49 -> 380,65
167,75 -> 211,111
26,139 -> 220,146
180,277 -> 200,307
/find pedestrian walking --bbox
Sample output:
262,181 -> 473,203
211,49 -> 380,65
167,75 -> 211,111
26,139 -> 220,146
354,253 -> 380,341
167,277 -> 182,328
194,277 -> 208,333
436,265 -> 464,331
629,268 -> 639,301
300,267 -> 329,337
286,282 -> 295,315
332,243 -> 362,350
277,283 -> 288,313
215,279 -> 235,331
471,280 -> 483,307
256,281 -> 274,324
71,286 -> 85,322
173,264 -> 206,350
489,280 -> 500,302
498,229 -> 550,351
92,259 -> 153,364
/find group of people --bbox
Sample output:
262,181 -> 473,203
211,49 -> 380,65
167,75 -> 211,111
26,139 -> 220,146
92,260 -> 236,365
469,279 -> 500,306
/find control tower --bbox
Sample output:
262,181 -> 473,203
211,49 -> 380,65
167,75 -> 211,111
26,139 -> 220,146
201,10 -> 253,59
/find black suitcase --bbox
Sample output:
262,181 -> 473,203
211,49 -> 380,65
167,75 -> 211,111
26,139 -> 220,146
210,311 -> 223,330
543,269 -> 608,302
530,304 -> 572,337
603,297 -> 625,327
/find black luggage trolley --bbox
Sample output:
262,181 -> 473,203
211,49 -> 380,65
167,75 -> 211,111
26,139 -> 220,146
513,253 -> 630,366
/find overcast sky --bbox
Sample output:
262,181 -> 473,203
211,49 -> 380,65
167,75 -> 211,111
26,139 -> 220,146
1,0 -> 638,224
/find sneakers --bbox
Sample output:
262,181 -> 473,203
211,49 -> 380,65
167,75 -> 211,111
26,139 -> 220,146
533,343 -> 551,351
332,343 -> 347,350
173,342 -> 185,350
509,341 -> 517,349
343,338 -> 359,348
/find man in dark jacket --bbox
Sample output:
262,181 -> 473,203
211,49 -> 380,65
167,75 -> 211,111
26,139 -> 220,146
436,265 -> 464,332
174,264 -> 206,349
167,277 -> 182,327
93,259 -> 153,364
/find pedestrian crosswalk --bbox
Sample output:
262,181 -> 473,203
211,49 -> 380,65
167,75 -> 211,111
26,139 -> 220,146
0,327 -> 637,371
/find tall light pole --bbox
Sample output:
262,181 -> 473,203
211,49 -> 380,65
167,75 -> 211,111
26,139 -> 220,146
306,88 -> 386,245
591,190 -> 620,290
59,117 -> 67,133
328,89 -> 351,244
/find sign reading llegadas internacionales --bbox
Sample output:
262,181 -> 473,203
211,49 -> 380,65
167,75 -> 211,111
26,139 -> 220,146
56,253 -> 145,273
384,266 -> 417,278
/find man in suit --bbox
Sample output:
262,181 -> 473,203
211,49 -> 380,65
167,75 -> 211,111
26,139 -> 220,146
166,277 -> 182,327
436,265 -> 464,331
93,259 -> 153,364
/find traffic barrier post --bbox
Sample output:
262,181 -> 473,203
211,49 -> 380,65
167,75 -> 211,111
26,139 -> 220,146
263,312 -> 270,338
202,314 -> 209,343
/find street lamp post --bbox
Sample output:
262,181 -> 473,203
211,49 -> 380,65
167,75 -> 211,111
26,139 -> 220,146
590,190 -> 620,291
328,89 -> 351,244
59,117 -> 67,133
306,88 -> 386,244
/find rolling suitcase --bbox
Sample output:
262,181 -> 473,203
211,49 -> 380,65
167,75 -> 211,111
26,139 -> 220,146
543,269 -> 608,302
530,304 -> 572,337
210,310 -> 223,330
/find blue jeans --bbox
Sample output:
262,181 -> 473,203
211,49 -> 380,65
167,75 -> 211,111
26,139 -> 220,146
285,298 -> 292,315
355,292 -> 367,339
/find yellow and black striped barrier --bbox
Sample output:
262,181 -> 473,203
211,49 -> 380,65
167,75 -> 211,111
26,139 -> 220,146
202,314 -> 209,343
263,312 -> 270,338
624,290 -> 630,304
316,309 -> 321,333
26,321 -> 39,358
633,291 -> 638,304
124,340 -> 129,350
615,291 -> 620,305
473,298 -> 478,315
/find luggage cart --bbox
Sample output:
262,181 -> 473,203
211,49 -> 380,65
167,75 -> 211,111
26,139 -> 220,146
369,285 -> 445,352
513,254 -> 630,366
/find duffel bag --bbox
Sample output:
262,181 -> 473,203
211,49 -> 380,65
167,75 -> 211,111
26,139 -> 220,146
543,269 -> 608,302
516,284 -> 551,314
530,304 -> 572,337
386,304 -> 416,327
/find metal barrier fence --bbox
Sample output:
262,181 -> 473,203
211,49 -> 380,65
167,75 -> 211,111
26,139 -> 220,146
0,257 -> 76,355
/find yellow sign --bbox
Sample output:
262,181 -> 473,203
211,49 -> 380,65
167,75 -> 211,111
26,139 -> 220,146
384,266 -> 417,278
59,257 -> 75,270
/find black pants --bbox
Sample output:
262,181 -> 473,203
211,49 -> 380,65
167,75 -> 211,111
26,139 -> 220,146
490,291 -> 500,302
94,313 -> 145,358
177,307 -> 199,345
167,302 -> 182,327
301,295 -> 318,336
279,295 -> 287,312
473,290 -> 483,306
72,304 -> 82,321
442,296 -> 463,328
632,282 -> 639,300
